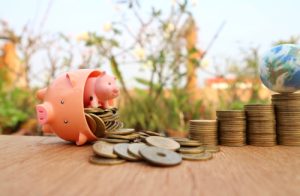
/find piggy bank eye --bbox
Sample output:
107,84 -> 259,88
108,82 -> 111,85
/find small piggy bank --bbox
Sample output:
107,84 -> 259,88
35,69 -> 118,145
84,72 -> 119,108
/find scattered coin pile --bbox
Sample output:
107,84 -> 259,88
272,93 -> 300,146
189,120 -> 218,146
89,129 -> 220,166
84,107 -> 123,138
244,104 -> 277,146
217,110 -> 246,146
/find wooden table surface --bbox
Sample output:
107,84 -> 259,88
0,135 -> 299,196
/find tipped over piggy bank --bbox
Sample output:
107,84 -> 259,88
36,69 -> 119,145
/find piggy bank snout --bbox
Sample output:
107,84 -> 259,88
36,104 -> 53,125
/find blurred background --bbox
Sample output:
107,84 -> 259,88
0,0 -> 299,137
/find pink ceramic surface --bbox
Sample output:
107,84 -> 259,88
83,72 -> 119,108
36,69 -> 106,145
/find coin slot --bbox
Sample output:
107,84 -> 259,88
157,152 -> 167,157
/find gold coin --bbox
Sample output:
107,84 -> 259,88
106,121 -> 121,132
108,133 -> 140,140
84,107 -> 105,113
180,152 -> 213,161
178,146 -> 205,154
139,132 -> 150,137
144,130 -> 164,136
178,140 -> 203,147
114,143 -> 140,161
85,113 -> 97,133
89,155 -> 126,165
89,113 -> 106,138
204,146 -> 220,153
106,128 -> 135,135
99,138 -> 130,143
145,136 -> 180,150
128,143 -> 148,159
220,142 -> 246,147
92,141 -> 118,159
139,146 -> 182,166
189,120 -> 217,124
171,137 -> 190,142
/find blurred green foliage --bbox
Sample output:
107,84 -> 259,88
0,71 -> 36,133
81,0 -> 200,132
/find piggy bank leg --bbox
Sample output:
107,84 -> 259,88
76,132 -> 88,145
42,124 -> 53,134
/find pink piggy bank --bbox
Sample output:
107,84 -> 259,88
83,71 -> 119,108
35,69 -> 118,145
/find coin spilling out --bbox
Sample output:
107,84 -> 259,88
89,127 -> 220,167
139,146 -> 182,166
106,128 -> 135,135
244,104 -> 277,146
93,141 -> 118,159
128,143 -> 148,159
85,107 -> 123,137
107,133 -> 140,140
216,110 -> 246,147
88,113 -> 106,138
180,152 -> 213,161
189,120 -> 218,146
114,143 -> 140,161
144,130 -> 164,136
145,136 -> 180,151
99,138 -> 130,143
89,155 -> 126,165
272,93 -> 300,146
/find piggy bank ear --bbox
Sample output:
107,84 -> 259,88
98,71 -> 106,78
66,73 -> 75,87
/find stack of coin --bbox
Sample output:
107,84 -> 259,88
84,107 -> 124,137
89,129 -> 220,166
217,110 -> 246,146
272,93 -> 300,146
244,104 -> 276,146
189,120 -> 218,146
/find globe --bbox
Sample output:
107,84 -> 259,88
260,44 -> 300,93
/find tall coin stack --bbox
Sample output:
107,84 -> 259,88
189,120 -> 218,146
217,110 -> 246,146
272,93 -> 300,146
244,104 -> 276,146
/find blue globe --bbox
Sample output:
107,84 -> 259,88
260,44 -> 300,93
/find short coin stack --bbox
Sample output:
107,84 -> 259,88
244,104 -> 276,146
217,110 -> 246,146
89,129 -> 219,167
188,120 -> 218,146
84,107 -> 124,138
272,93 -> 300,146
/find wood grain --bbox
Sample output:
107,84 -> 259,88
0,135 -> 299,196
